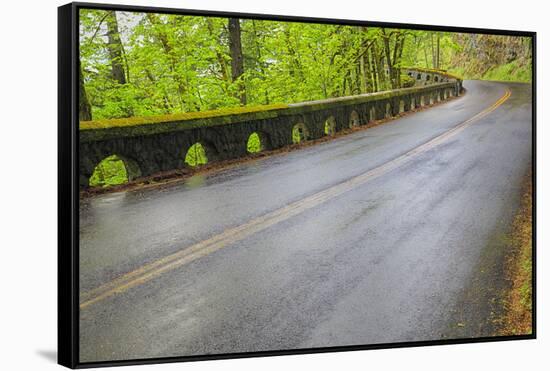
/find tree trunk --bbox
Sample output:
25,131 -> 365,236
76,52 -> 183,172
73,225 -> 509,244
359,54 -> 367,93
436,33 -> 440,69
79,65 -> 92,121
251,20 -> 270,104
206,19 -> 230,84
105,11 -> 126,85
228,18 -> 246,105
392,33 -> 400,86
423,34 -> 430,68
381,29 -> 400,89
372,43 -> 384,91
397,34 -> 405,87
430,33 -> 436,69
365,50 -> 374,92
381,29 -> 393,88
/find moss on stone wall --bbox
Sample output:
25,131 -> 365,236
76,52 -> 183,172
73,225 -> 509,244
404,66 -> 463,81
80,103 -> 289,130
401,74 -> 416,87
80,77 -> 458,143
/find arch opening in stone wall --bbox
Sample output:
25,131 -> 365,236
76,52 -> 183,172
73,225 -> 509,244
89,154 -> 141,188
324,116 -> 336,136
369,106 -> 377,122
292,123 -> 310,144
385,103 -> 392,118
185,142 -> 212,167
399,100 -> 405,113
247,131 -> 270,153
349,110 -> 360,128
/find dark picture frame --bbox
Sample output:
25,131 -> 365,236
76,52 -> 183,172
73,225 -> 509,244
58,2 -> 536,368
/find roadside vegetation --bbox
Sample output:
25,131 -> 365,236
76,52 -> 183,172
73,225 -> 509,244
446,34 -> 532,83
79,10 -> 532,188
79,10 -> 531,123
498,173 -> 533,335
482,60 -> 532,83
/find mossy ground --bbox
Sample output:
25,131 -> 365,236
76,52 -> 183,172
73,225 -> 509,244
80,103 -> 289,131
449,60 -> 531,83
482,60 -> 532,83
497,172 -> 533,335
400,74 -> 416,87
405,66 -> 463,81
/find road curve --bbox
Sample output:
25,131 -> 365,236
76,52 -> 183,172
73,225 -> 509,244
79,80 -> 532,362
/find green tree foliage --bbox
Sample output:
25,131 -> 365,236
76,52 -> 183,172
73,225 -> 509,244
80,10 -> 423,121
80,10 -> 532,122
400,31 -> 531,82
81,11 -> 532,188
446,34 -> 532,82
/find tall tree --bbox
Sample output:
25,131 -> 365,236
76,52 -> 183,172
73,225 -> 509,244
228,18 -> 246,105
79,9 -> 532,120
381,28 -> 406,89
206,18 -> 230,85
228,18 -> 246,106
105,11 -> 127,85
435,33 -> 441,69
79,64 -> 92,121
146,13 -> 188,111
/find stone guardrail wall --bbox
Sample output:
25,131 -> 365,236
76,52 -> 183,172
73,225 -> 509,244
79,70 -> 463,187
403,67 -> 461,86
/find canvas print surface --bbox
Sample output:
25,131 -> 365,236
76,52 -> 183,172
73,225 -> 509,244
77,7 -> 533,363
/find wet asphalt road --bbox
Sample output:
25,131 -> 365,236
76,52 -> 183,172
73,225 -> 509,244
79,80 -> 532,362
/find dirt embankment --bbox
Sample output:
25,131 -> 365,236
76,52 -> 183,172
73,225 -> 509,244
496,172 -> 533,336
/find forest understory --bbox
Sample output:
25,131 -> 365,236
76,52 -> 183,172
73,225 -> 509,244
497,171 -> 533,336
79,10 -> 532,122
79,10 -> 532,189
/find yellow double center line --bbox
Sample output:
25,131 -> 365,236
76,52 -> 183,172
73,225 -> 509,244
80,89 -> 511,310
